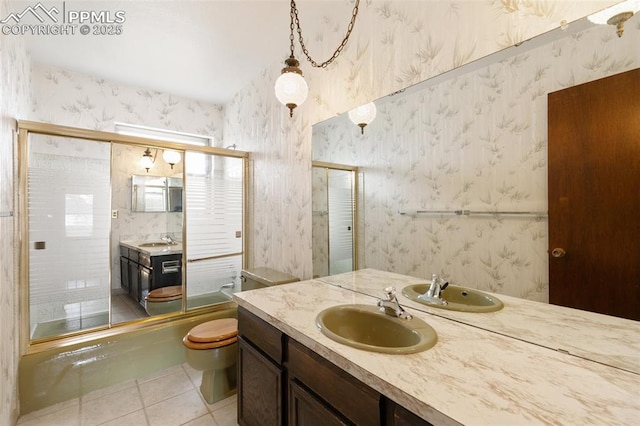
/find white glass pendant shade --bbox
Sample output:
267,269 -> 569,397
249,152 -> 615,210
275,71 -> 309,115
348,102 -> 377,134
588,0 -> 640,24
162,150 -> 181,169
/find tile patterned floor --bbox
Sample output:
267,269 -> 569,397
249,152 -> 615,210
16,363 -> 237,426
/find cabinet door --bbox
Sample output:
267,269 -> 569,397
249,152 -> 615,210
289,380 -> 347,426
129,260 -> 140,302
119,257 -> 129,292
238,337 -> 284,426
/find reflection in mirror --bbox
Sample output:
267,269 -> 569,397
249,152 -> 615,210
27,133 -> 111,340
313,16 -> 638,303
312,163 -> 359,278
111,143 -> 184,323
312,17 -> 639,369
184,152 -> 244,310
131,175 -> 183,213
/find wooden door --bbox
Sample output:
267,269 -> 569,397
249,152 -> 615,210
548,68 -> 640,321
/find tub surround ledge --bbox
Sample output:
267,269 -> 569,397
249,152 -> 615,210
233,274 -> 639,425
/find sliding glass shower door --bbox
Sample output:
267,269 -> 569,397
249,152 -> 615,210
184,153 -> 244,309
27,134 -> 111,339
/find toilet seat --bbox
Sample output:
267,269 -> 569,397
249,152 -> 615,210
183,318 -> 238,350
147,285 -> 182,302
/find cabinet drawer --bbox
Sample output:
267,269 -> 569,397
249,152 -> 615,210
288,340 -> 381,426
238,306 -> 284,364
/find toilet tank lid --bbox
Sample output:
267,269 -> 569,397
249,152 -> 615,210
241,267 -> 300,286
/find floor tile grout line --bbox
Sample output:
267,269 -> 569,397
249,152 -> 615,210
135,377 -> 151,426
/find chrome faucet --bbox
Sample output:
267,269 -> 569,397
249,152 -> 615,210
377,286 -> 413,320
161,234 -> 174,244
418,274 -> 449,305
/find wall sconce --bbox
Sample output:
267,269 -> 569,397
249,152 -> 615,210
348,102 -> 377,135
162,150 -> 181,169
140,147 -> 155,172
275,0 -> 361,117
588,0 -> 640,37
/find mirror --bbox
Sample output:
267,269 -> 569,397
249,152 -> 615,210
131,175 -> 183,213
312,16 -> 640,371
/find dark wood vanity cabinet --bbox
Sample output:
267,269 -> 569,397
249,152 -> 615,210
237,306 -> 432,426
119,245 -> 181,306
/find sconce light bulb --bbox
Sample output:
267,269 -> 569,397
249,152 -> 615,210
162,150 -> 181,170
140,148 -> 155,173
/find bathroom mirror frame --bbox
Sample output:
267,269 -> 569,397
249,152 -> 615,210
17,120 -> 249,355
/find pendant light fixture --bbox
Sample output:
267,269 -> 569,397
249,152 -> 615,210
348,102 -> 377,134
275,0 -> 361,117
588,0 -> 640,37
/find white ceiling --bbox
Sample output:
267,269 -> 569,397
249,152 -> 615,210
20,0 -> 349,105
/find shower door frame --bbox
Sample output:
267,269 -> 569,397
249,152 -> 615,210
312,161 -> 359,277
17,120 -> 249,355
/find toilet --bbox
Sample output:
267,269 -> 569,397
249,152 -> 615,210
182,267 -> 299,404
145,285 -> 182,315
183,318 -> 238,404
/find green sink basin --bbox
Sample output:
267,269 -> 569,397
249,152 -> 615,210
402,284 -> 503,313
315,304 -> 437,354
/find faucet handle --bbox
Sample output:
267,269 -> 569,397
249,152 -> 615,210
382,286 -> 397,300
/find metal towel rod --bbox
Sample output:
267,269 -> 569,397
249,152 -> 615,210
398,209 -> 547,218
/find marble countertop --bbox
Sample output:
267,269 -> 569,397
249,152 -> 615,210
318,269 -> 640,374
233,274 -> 640,425
120,240 -> 182,256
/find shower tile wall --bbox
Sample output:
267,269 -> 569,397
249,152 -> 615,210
312,22 -> 638,301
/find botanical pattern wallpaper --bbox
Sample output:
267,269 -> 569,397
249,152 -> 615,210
0,0 -> 31,422
224,0 -> 619,283
31,63 -> 225,141
313,20 -> 638,301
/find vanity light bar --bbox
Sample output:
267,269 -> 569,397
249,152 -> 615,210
398,210 -> 548,218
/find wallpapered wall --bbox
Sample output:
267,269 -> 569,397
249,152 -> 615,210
312,21 -> 638,301
224,0 -> 619,282
0,0 -> 31,422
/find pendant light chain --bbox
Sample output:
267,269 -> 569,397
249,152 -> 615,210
291,0 -> 360,68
